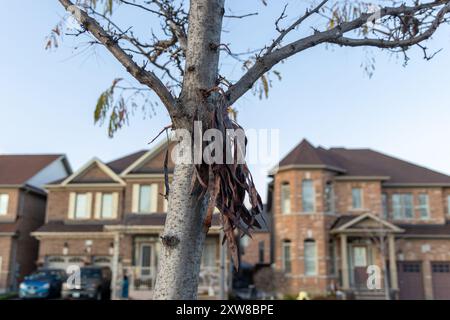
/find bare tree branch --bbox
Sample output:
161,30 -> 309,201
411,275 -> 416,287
267,0 -> 329,54
225,0 -> 450,106
59,0 -> 177,113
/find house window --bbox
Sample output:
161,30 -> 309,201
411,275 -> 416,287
258,241 -> 265,264
324,182 -> 334,213
447,195 -> 450,216
418,194 -> 429,219
138,184 -> 158,213
328,240 -> 336,275
280,183 -> 291,214
352,188 -> 363,209
304,239 -> 317,276
202,240 -> 216,268
282,240 -> 292,273
382,193 -> 388,219
302,179 -> 315,213
74,193 -> 90,219
0,194 -> 9,215
392,194 -> 414,219
100,193 -> 114,219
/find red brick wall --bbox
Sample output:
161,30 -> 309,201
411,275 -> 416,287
0,188 -> 20,222
334,181 -> 382,215
241,232 -> 271,265
15,191 -> 47,283
0,237 -> 12,291
45,187 -> 125,222
383,187 -> 445,224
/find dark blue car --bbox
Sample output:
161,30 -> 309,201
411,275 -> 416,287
19,269 -> 66,299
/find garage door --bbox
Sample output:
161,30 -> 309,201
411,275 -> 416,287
398,261 -> 425,300
93,256 -> 112,268
432,262 -> 450,300
45,256 -> 85,271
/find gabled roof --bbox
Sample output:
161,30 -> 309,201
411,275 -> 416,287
107,150 -> 148,174
120,139 -> 174,176
61,158 -> 125,186
0,154 -> 65,185
279,139 -> 344,171
330,213 -> 404,234
277,139 -> 450,185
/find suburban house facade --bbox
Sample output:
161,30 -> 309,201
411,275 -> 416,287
270,139 -> 450,300
33,141 -> 228,299
0,154 -> 71,293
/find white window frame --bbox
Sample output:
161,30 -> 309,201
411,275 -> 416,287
280,183 -> 291,214
0,194 -> 9,216
392,193 -> 414,219
418,193 -> 430,219
132,184 -> 158,214
447,195 -> 450,216
94,192 -> 119,220
324,182 -> 334,213
304,240 -> 317,276
381,193 -> 388,219
281,241 -> 292,273
69,192 -> 92,220
351,188 -> 363,209
302,179 -> 315,213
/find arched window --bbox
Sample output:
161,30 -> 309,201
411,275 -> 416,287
281,240 -> 292,273
304,239 -> 317,276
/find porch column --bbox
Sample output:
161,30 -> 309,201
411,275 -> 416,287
340,234 -> 350,290
388,234 -> 398,290
111,232 -> 120,300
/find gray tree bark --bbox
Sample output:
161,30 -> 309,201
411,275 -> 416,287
153,0 -> 225,300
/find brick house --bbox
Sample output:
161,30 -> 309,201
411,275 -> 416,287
270,139 -> 450,299
0,154 -> 72,293
32,141 -> 227,299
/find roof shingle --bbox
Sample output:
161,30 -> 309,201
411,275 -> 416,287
0,155 -> 62,185
278,139 -> 450,185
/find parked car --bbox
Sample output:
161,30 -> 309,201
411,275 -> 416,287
19,269 -> 66,299
62,266 -> 111,300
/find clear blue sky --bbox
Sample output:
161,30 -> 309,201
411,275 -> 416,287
2,1 -> 450,198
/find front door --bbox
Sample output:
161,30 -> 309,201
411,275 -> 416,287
353,246 -> 369,289
139,243 -> 154,279
136,243 -> 156,289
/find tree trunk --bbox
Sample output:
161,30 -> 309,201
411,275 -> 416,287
154,0 -> 225,300
153,163 -> 208,299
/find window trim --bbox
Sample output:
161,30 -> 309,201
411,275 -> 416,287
100,193 -> 114,219
280,182 -> 291,214
418,193 -> 430,220
351,188 -> 363,210
304,239 -> 317,276
301,179 -> 315,213
281,240 -> 292,274
324,182 -> 334,213
447,195 -> 450,216
381,193 -> 388,219
73,193 -> 92,220
0,194 -> 9,216
133,184 -> 158,214
392,193 -> 414,220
